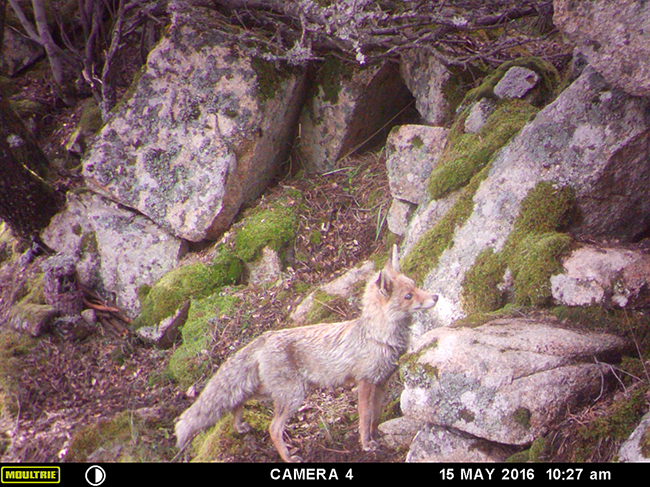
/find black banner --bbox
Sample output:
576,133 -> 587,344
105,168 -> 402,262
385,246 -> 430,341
0,462 -> 643,486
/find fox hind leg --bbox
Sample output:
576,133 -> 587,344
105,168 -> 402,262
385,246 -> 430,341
232,403 -> 252,434
269,392 -> 305,462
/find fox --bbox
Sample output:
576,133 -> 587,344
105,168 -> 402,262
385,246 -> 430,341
174,245 -> 438,462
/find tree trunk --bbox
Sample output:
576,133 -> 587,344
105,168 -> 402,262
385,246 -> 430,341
0,96 -> 62,240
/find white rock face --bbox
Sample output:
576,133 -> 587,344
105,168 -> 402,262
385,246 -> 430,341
551,245 -> 650,308
421,67 -> 650,328
401,318 -> 629,446
42,192 -> 187,318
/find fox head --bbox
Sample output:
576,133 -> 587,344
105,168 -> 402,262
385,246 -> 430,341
368,245 -> 438,319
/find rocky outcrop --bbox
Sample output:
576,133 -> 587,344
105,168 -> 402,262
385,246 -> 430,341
385,125 -> 449,235
83,7 -> 306,242
399,318 -> 629,450
419,66 -> 650,328
554,0 -> 650,97
399,49 -> 468,126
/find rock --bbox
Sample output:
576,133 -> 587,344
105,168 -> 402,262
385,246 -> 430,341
136,300 -> 190,349
493,66 -> 540,99
1,29 -> 43,76
401,318 -> 629,446
619,411 -> 650,463
421,66 -> 650,327
554,0 -> 650,97
377,417 -> 426,450
386,125 -> 449,205
83,6 -> 306,241
387,199 -> 416,236
406,425 -> 516,463
297,60 -> 414,173
7,303 -> 58,337
400,192 -> 461,258
42,192 -> 187,318
464,98 -> 496,134
551,245 -> 650,308
81,308 -> 97,325
399,49 -> 466,125
246,246 -> 282,287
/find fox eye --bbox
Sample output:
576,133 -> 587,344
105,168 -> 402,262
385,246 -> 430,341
404,293 -> 413,300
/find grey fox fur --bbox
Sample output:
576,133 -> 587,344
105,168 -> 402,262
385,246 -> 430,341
175,245 -> 437,462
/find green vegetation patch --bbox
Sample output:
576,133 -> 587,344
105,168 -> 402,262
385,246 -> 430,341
461,181 -> 576,313
402,166 -> 490,284
66,410 -> 174,462
191,401 -> 272,462
234,196 -> 300,263
167,292 -> 241,388
133,247 -> 243,330
428,99 -> 538,200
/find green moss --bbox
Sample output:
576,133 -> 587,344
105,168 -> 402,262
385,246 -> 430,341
461,248 -> 508,315
427,99 -> 538,200
66,409 -> 174,462
461,181 -> 576,314
402,166 -> 490,284
571,387 -> 647,462
461,57 -> 560,109
506,182 -> 576,249
191,401 -> 272,462
133,247 -> 242,329
167,292 -> 241,388
510,232 -> 572,307
233,194 -> 300,263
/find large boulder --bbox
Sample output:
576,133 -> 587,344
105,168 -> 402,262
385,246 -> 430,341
554,0 -> 650,97
400,318 -> 630,446
399,49 -> 471,126
83,7 -> 306,242
419,66 -> 650,328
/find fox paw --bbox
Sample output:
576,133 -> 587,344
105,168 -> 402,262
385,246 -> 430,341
362,439 -> 380,452
235,421 -> 252,434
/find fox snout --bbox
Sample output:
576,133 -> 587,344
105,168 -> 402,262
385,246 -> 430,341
408,289 -> 438,311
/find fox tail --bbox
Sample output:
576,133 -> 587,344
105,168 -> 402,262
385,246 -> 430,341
175,339 -> 262,448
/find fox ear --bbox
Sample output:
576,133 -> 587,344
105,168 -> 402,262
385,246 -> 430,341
376,270 -> 393,297
392,244 -> 401,273
384,244 -> 400,274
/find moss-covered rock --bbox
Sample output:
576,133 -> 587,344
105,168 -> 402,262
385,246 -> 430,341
461,182 -> 575,313
133,247 -> 243,330
402,166 -> 490,284
234,196 -> 300,263
427,99 -> 539,200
